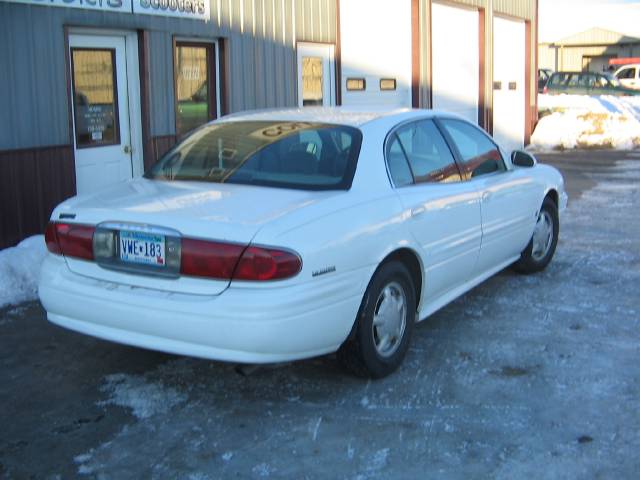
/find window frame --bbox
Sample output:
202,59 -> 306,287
434,117 -> 508,181
383,117 -> 464,189
173,39 -> 218,139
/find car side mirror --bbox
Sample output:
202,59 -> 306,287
511,150 -> 536,168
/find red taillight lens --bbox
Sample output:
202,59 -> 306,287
179,238 -> 301,281
543,86 -> 548,94
180,238 -> 245,279
234,246 -> 302,281
45,222 -> 62,254
48,222 -> 95,260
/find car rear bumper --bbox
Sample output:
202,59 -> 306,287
39,254 -> 367,363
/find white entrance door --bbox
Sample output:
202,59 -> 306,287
297,43 -> 335,107
69,33 -> 139,195
431,3 -> 480,124
493,17 -> 526,152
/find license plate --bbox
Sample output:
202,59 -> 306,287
119,231 -> 166,267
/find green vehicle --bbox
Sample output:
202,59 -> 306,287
544,71 -> 640,96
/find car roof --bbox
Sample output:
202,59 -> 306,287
216,107 -> 451,128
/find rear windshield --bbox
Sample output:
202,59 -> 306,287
146,121 -> 362,191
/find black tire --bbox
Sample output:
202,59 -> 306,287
338,261 -> 416,378
513,197 -> 559,274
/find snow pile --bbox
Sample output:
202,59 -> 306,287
0,235 -> 47,308
531,94 -> 640,151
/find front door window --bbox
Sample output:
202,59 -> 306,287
174,42 -> 216,137
301,56 -> 324,106
71,48 -> 120,148
297,43 -> 335,107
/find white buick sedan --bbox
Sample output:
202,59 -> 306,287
39,108 -> 567,378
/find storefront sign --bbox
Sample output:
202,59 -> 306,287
1,0 -> 132,13
133,0 -> 209,20
2,0 -> 210,20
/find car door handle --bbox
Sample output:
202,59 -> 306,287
411,206 -> 426,218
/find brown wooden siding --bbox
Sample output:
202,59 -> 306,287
524,19 -> 532,144
411,0 -> 421,108
0,145 -> 76,249
478,8 -> 486,129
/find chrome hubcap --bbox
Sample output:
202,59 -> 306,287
532,210 -> 554,261
372,281 -> 407,358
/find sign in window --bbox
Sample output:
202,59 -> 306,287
71,48 -> 120,148
301,57 -> 324,106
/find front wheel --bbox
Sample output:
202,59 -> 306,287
338,261 -> 416,378
513,197 -> 559,274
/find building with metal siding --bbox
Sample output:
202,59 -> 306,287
539,28 -> 640,73
0,0 -> 537,248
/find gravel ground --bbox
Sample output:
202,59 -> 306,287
1,150 -> 639,479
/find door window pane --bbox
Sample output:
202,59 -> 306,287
386,134 -> 414,187
175,44 -> 213,137
393,120 -> 461,184
440,119 -> 505,179
301,56 -> 324,106
71,48 -> 119,148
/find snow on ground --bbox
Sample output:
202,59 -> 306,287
98,372 -> 188,420
531,94 -> 640,151
0,235 -> 46,309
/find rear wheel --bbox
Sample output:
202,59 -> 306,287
513,197 -> 559,274
338,261 -> 416,378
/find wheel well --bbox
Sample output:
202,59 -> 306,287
545,189 -> 558,208
382,248 -> 422,308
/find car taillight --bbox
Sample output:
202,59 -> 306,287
543,86 -> 548,94
234,246 -> 302,281
45,222 -> 95,260
180,238 -> 245,279
180,238 -> 301,281
44,222 -> 61,255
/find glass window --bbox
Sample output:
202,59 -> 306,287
301,57 -> 324,106
579,74 -> 596,88
567,74 -> 581,87
146,121 -> 362,191
392,120 -> 461,184
440,119 -> 505,179
549,73 -> 568,86
71,48 -> 119,148
594,75 -> 611,88
346,78 -> 366,91
380,78 -> 396,91
386,134 -> 414,187
616,68 -> 635,80
175,43 -> 215,137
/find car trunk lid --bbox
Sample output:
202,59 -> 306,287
56,178 -> 334,295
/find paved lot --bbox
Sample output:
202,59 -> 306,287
1,150 -> 639,479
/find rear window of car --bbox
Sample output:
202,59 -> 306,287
146,121 -> 362,191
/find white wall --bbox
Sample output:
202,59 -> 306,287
339,0 -> 412,107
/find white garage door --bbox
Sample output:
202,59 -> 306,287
339,0 -> 412,107
431,3 -> 479,124
493,17 -> 525,152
